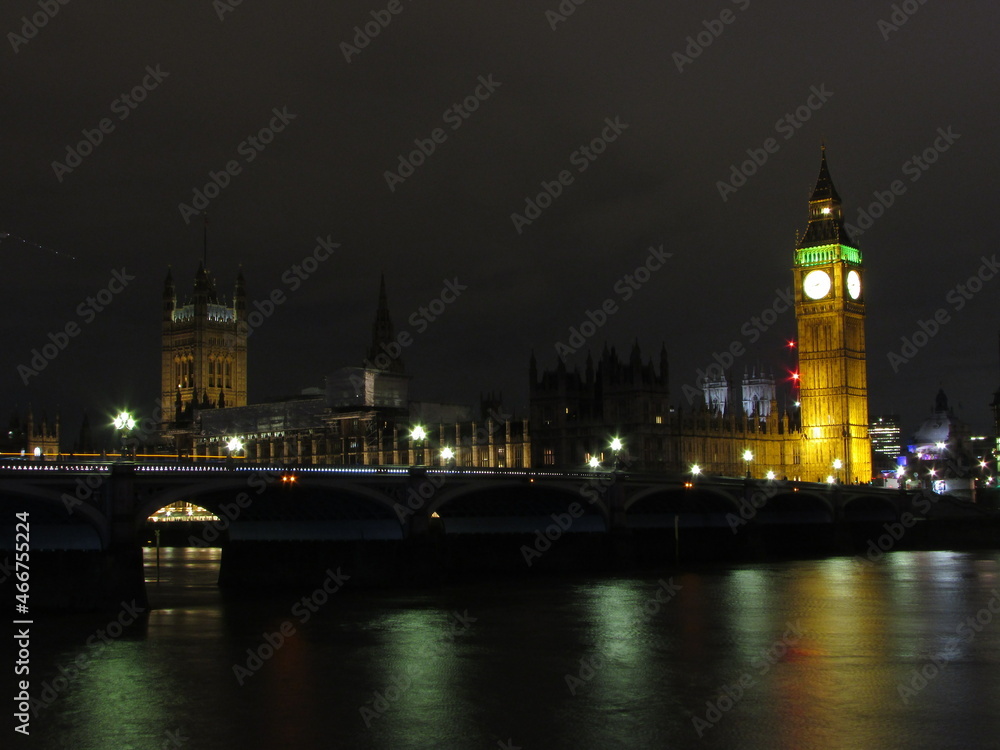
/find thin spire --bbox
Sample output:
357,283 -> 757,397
366,274 -> 404,374
809,147 -> 841,204
798,146 -> 853,249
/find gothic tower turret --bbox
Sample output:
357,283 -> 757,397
161,265 -> 248,428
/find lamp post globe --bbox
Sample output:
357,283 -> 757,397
441,446 -> 455,468
113,411 -> 136,459
610,438 -> 623,471
411,426 -> 427,466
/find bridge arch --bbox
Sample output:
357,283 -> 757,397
0,480 -> 107,549
136,475 -> 405,541
841,494 -> 900,523
624,484 -> 742,530
136,477 -> 401,526
752,489 -> 834,524
430,480 -> 608,533
625,484 -> 741,513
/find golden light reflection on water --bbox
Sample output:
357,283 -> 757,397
28,550 -> 1000,749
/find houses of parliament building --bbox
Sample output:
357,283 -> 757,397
158,150 -> 872,482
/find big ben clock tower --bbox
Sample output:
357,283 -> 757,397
793,148 -> 872,483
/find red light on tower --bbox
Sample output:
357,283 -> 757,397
787,340 -> 796,348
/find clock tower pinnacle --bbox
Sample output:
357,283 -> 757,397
793,148 -> 872,483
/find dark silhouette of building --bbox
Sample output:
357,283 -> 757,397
1,407 -> 59,457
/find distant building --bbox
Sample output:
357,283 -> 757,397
164,274 -> 530,467
529,345 -> 800,475
1,408 -> 59,457
906,389 -> 976,497
869,414 -> 902,470
703,366 -> 776,418
529,342 -> 672,470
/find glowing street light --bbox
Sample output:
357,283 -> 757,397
588,456 -> 601,469
225,437 -> 244,468
691,464 -> 702,476
113,411 -> 136,459
610,437 -> 623,471
826,475 -> 835,484
742,450 -> 753,478
113,412 -> 136,432
833,458 -> 842,484
766,470 -> 776,481
441,446 -> 456,467
410,425 -> 427,466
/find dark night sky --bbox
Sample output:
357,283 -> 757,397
2,0 -> 999,445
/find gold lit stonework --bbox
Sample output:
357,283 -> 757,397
792,150 -> 872,483
161,264 -> 248,425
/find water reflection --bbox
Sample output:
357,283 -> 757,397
21,551 -> 1000,749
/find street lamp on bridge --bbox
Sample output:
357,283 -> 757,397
411,425 -> 427,466
742,450 -> 753,478
226,437 -> 244,468
113,411 -> 136,459
610,437 -> 623,471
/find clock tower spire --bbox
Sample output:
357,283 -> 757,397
793,148 -> 872,483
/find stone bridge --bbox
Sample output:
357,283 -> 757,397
0,460 -> 914,546
0,460 -> 946,608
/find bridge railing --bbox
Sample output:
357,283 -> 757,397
0,459 -> 899,495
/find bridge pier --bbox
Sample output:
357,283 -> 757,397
104,464 -> 148,610
609,474 -> 638,569
404,468 -> 436,538
737,479 -> 768,560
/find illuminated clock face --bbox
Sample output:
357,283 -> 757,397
803,269 -> 831,300
847,270 -> 862,299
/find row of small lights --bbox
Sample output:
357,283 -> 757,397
686,450 -> 844,483
110,413 -> 997,484
114,417 -> 591,471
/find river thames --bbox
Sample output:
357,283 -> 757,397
12,547 -> 1000,749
